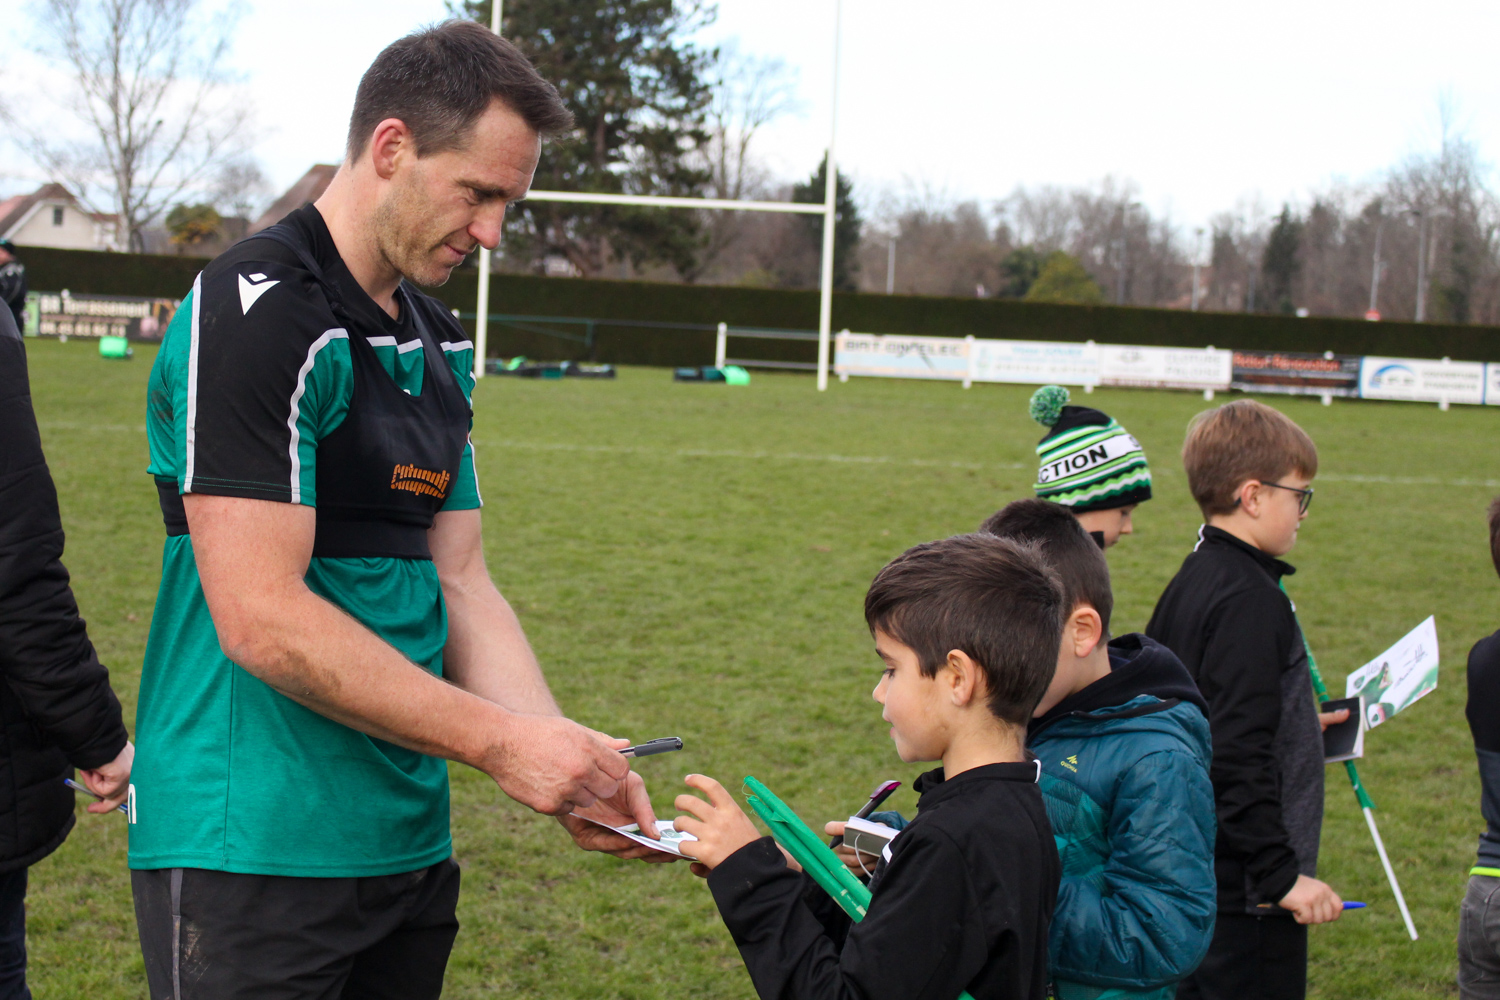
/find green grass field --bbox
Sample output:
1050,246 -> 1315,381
21,336 -> 1500,998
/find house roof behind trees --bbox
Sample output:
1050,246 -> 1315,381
1,183 -> 121,251
248,164 -> 339,235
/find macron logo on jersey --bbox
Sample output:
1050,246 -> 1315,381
238,272 -> 281,315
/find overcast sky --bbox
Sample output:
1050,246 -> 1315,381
4,0 -> 1499,233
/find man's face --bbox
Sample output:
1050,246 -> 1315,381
372,99 -> 541,287
0,247 -> 13,265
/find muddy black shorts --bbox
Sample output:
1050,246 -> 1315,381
132,858 -> 460,1000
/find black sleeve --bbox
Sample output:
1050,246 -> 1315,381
708,832 -> 987,1000
0,262 -> 24,320
0,335 -> 129,769
183,256 -> 344,502
1196,586 -> 1301,903
1468,634 -> 1500,753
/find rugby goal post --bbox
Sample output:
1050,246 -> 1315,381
475,0 -> 844,391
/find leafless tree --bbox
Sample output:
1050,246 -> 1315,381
4,0 -> 251,251
211,159 -> 269,221
680,42 -> 802,282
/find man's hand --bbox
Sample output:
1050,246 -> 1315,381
824,821 -> 880,879
559,770 -> 677,863
484,717 -> 634,816
78,741 -> 133,814
1318,708 -> 1350,732
674,774 -> 765,878
1278,874 -> 1343,924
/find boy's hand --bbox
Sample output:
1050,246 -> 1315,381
1278,874 -> 1343,924
824,821 -> 880,878
1318,708 -> 1350,732
673,774 -> 766,877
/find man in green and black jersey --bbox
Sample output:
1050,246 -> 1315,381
132,22 -> 666,998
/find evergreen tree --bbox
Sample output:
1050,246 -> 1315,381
1261,205 -> 1303,314
462,0 -> 715,278
1024,251 -> 1104,304
998,247 -> 1043,298
792,156 -> 861,291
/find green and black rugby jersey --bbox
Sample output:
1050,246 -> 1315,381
132,205 -> 480,877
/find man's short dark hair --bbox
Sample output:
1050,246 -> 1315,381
979,498 -> 1114,634
864,533 -> 1064,726
347,20 -> 575,161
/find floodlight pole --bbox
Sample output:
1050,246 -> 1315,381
815,0 -> 843,392
473,0 -> 504,381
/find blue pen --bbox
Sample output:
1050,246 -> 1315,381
64,778 -> 127,815
1343,902 -> 1366,909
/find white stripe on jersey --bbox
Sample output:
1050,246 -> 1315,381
287,329 -> 350,505
183,273 -> 204,492
440,340 -> 474,353
365,336 -> 398,348
467,432 -> 481,505
396,339 -> 423,354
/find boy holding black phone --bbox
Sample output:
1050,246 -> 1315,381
673,534 -> 1062,1000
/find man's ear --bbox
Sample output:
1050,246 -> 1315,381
944,650 -> 986,707
367,118 -> 414,181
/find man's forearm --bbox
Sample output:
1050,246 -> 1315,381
226,578 -> 514,769
431,508 -> 562,716
439,566 -> 560,715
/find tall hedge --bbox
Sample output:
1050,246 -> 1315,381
19,243 -> 1500,365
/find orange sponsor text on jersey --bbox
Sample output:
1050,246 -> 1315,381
390,463 -> 452,499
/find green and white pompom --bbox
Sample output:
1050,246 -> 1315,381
1029,385 -> 1070,428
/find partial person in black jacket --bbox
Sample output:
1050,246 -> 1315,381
1457,497 -> 1500,1000
673,533 -> 1063,1000
0,242 -> 25,334
0,307 -> 133,1000
1146,399 -> 1346,1000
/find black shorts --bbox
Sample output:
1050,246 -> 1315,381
132,859 -> 460,1000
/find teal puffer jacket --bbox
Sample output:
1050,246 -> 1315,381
1028,634 -> 1216,1000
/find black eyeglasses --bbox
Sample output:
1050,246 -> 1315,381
1263,481 -> 1314,514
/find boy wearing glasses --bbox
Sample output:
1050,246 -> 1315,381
1146,400 -> 1347,1000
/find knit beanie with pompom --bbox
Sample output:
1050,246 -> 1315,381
1027,385 -> 1151,512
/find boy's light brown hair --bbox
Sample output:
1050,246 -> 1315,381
1182,399 -> 1318,517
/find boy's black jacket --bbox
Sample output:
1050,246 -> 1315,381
0,318 -> 129,872
1466,631 -> 1500,870
707,762 -> 1058,1000
1146,526 -> 1323,914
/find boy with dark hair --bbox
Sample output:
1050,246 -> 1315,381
1146,399 -> 1346,1000
674,533 -> 1063,1000
981,498 -> 1216,1000
1458,497 -> 1500,999
1026,385 -> 1152,549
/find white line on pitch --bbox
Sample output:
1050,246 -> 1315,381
476,439 -> 1027,472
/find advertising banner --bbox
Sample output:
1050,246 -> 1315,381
1485,364 -> 1500,406
1358,355 -> 1486,405
833,332 -> 969,380
25,290 -> 179,341
1232,350 -> 1360,397
968,338 -> 1099,386
1099,344 -> 1231,390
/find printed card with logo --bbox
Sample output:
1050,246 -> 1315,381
1345,615 -> 1439,730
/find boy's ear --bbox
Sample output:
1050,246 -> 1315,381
1069,605 -> 1105,657
1233,479 -> 1264,517
943,649 -> 986,707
